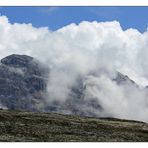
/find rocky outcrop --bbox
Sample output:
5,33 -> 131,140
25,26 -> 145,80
113,72 -> 136,85
0,54 -> 48,111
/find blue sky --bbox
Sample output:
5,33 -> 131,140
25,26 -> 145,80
0,6 -> 148,32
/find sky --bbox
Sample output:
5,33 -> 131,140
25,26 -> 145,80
0,6 -> 148,32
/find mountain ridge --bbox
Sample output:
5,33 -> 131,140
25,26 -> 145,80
0,54 -> 145,120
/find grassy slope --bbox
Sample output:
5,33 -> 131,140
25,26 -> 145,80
0,109 -> 147,142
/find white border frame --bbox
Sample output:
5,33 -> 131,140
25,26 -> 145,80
0,0 -> 147,147
0,0 -> 148,6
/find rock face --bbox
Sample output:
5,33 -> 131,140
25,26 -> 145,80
0,54 -> 104,115
113,72 -> 136,85
0,54 -> 138,117
0,54 -> 48,111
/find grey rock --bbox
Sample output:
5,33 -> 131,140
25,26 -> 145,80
0,54 -> 47,111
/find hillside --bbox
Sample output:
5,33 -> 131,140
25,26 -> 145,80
0,109 -> 147,142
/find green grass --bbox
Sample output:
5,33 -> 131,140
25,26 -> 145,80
0,109 -> 147,142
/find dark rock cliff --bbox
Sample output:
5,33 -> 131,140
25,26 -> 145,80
0,54 -> 48,111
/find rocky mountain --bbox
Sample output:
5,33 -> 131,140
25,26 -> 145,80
113,72 -> 136,85
0,54 -> 138,117
0,54 -> 48,111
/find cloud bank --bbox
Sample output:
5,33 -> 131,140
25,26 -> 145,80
0,15 -> 148,122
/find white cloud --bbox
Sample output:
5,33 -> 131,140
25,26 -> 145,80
1,15 -> 148,121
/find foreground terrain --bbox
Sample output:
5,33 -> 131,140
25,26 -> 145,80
0,109 -> 147,142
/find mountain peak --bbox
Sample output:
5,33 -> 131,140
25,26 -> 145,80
1,54 -> 33,68
0,54 -> 47,111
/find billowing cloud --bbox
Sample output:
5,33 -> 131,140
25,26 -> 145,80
1,15 -> 148,122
